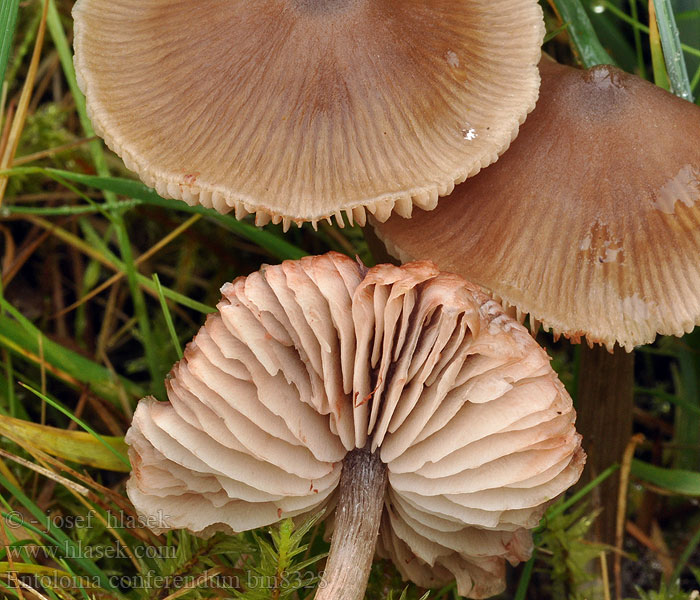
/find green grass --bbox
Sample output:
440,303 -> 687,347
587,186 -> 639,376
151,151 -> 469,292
0,1 -> 699,599
0,0 -> 20,86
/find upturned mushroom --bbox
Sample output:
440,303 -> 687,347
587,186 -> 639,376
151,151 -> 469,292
72,0 -> 544,228
372,55 -> 700,544
127,252 -> 584,599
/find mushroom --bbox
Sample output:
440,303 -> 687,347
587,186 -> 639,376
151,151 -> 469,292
127,252 -> 584,599
72,0 -> 545,228
372,56 -> 700,349
371,56 -> 700,544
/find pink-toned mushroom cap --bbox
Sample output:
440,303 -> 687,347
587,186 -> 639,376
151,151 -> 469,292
373,58 -> 700,351
72,0 -> 544,228
126,252 -> 583,598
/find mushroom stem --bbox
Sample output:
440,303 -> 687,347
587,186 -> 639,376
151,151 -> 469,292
363,226 -> 400,266
316,447 -> 388,600
576,344 -> 634,548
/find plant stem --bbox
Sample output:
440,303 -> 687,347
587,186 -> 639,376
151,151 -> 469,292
316,447 -> 388,600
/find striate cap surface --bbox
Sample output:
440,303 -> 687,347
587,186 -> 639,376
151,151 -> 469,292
73,0 -> 544,228
374,58 -> 700,351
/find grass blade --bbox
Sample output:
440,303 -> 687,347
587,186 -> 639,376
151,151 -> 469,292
55,170 -> 308,261
513,553 -> 536,600
1,166 -> 308,261
600,2 -> 700,61
0,476 -> 118,594
652,0 -> 695,100
586,5 -> 638,71
630,0 -> 647,78
0,413 -> 129,472
0,279 -> 18,418
77,216 -> 216,315
0,0 -> 49,206
112,211 -> 162,391
634,385 -> 700,416
672,333 -> 700,470
692,61 -> 700,92
46,0 -> 103,170
540,463 -> 620,526
649,0 -> 672,89
0,296 -> 144,404
631,459 -> 700,495
0,0 -> 19,85
18,382 -> 130,469
153,274 -> 183,360
550,0 -> 616,67
46,1 -> 160,391
671,522 -> 700,582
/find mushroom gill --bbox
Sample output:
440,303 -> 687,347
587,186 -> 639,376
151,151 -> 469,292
126,252 -> 584,599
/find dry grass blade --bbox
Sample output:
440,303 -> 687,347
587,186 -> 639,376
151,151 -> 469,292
54,213 -> 202,318
23,446 -> 143,527
22,214 -> 117,268
0,223 -> 15,272
1,429 -> 156,564
614,433 -> 645,600
650,521 -> 675,579
625,520 -> 667,555
0,0 -> 49,206
12,135 -> 98,166
0,454 -> 20,488
0,447 -> 90,496
12,575 -> 51,600
1,221 -> 53,286
0,83 -> 14,160
0,334 -> 81,388
8,572 -> 26,600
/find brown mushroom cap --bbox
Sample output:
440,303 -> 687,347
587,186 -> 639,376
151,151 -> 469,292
373,58 -> 700,351
72,0 -> 544,228
126,252 -> 583,598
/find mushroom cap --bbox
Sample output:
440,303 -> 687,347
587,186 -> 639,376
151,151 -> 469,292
126,252 -> 583,598
373,58 -> 700,351
72,0 -> 544,228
